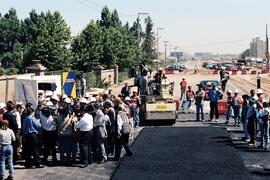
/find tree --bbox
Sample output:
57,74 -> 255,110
72,20 -> 103,72
142,16 -> 156,63
29,11 -> 73,71
100,6 -> 111,30
110,9 -> 121,29
241,49 -> 250,59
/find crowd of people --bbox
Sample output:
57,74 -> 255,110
0,88 -> 141,179
179,78 -> 270,150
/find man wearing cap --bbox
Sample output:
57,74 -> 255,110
180,78 -> 187,100
225,90 -> 233,124
124,97 -> 136,129
130,91 -> 140,127
76,106 -> 93,168
232,90 -> 243,127
181,85 -> 195,110
195,85 -> 205,122
204,82 -> 212,101
247,97 -> 257,146
93,104 -> 107,163
121,83 -> 131,98
40,101 -> 58,164
208,84 -> 222,122
0,103 -> 7,121
154,68 -> 166,95
221,71 -> 229,92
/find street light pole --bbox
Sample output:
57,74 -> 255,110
157,28 -> 164,68
266,24 -> 269,71
137,12 -> 149,47
164,41 -> 169,67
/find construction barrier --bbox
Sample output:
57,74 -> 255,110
261,69 -> 270,74
218,101 -> 228,115
241,70 -> 247,75
231,71 -> 237,75
251,70 -> 257,75
165,70 -> 174,74
174,100 -> 180,111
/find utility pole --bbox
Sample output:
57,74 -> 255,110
266,24 -> 269,71
156,28 -> 164,68
137,12 -> 149,47
164,41 -> 169,67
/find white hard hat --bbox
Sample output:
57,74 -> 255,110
84,93 -> 90,98
124,97 -> 131,101
222,67 -> 226,70
182,77 -> 185,80
80,98 -> 89,104
45,91 -> 53,97
256,89 -> 263,94
0,103 -> 6,110
45,101 -> 53,106
90,97 -> 97,102
234,90 -> 239,94
227,90 -> 232,94
51,95 -> 59,101
62,94 -> 68,99
65,98 -> 71,104
45,97 -> 51,102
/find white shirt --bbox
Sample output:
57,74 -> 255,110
117,114 -> 123,133
234,97 -> 238,106
40,113 -> 56,131
14,111 -> 21,129
76,113 -> 93,132
257,74 -> 261,80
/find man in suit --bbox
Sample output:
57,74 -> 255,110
93,104 -> 107,163
121,83 -> 131,98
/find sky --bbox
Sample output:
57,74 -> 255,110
1,0 -> 270,55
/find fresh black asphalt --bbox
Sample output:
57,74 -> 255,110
112,127 -> 252,180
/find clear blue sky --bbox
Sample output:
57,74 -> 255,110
1,0 -> 270,54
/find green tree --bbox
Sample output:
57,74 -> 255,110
29,11 -> 73,71
241,48 -> 250,59
71,20 -> 103,72
142,16 -> 156,63
100,6 -> 111,30
110,9 -> 121,29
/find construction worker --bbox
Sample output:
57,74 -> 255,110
208,84 -> 222,122
181,85 -> 195,110
232,90 -> 243,127
180,77 -> 187,100
140,60 -> 148,95
195,85 -> 205,122
225,90 -> 233,124
257,72 -> 261,89
204,82 -> 212,101
154,67 -> 166,95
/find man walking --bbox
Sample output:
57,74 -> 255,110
180,77 -> 187,100
257,72 -> 261,89
195,85 -> 205,122
225,90 -> 233,124
208,84 -> 222,122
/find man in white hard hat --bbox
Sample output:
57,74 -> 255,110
225,90 -> 233,124
80,98 -> 89,107
256,89 -> 265,104
0,103 -> 7,121
51,95 -> 59,111
84,93 -> 90,102
232,90 -> 243,127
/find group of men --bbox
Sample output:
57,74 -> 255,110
179,77 -> 270,150
0,89 -> 141,170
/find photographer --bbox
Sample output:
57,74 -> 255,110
40,101 -> 58,164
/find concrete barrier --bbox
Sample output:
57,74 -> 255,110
241,70 -> 247,75
232,71 -> 237,75
251,70 -> 257,75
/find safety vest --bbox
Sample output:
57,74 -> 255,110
180,80 -> 187,89
186,90 -> 194,99
257,95 -> 264,103
233,95 -> 243,108
205,87 -> 211,100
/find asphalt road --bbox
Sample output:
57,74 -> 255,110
112,126 -> 252,180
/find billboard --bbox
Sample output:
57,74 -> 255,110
62,72 -> 76,98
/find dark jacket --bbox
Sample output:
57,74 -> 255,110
121,87 -> 131,97
3,111 -> 18,133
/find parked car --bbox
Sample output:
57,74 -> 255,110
197,80 -> 222,90
202,62 -> 209,68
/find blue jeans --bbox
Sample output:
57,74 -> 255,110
0,145 -> 14,179
196,104 -> 204,121
233,106 -> 242,125
226,106 -> 232,123
181,99 -> 192,109
58,135 -> 72,164
260,121 -> 269,146
243,118 -> 250,139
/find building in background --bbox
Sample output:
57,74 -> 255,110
194,52 -> 212,58
250,37 -> 266,59
170,52 -> 183,60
